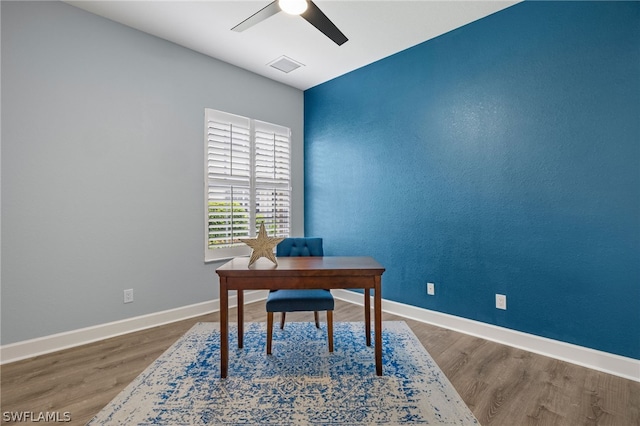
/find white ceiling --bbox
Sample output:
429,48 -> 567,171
65,1 -> 520,91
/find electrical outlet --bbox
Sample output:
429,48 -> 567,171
496,294 -> 506,310
124,289 -> 134,304
427,282 -> 435,296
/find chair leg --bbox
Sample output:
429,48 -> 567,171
280,312 -> 286,329
314,311 -> 320,328
327,310 -> 334,352
267,312 -> 274,355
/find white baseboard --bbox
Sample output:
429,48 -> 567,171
332,289 -> 640,382
2,289 -> 638,383
0,290 -> 270,364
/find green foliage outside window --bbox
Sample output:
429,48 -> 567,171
208,201 -> 275,248
207,201 -> 249,248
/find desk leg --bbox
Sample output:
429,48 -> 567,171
220,277 -> 229,379
237,290 -> 244,348
374,276 -> 383,376
364,288 -> 371,346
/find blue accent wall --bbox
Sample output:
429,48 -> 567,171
304,1 -> 640,359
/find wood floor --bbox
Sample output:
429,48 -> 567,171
1,299 -> 639,425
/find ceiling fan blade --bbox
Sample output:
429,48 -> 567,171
301,1 -> 348,46
232,1 -> 281,32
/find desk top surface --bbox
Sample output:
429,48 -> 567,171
216,256 -> 384,276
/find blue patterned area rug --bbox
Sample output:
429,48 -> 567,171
88,321 -> 478,425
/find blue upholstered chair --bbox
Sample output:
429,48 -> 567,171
266,237 -> 335,354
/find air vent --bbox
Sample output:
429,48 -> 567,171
268,56 -> 304,74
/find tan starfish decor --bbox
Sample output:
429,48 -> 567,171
239,222 -> 284,267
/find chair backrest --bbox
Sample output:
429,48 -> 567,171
276,238 -> 323,257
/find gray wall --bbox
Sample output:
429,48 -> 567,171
1,1 -> 304,345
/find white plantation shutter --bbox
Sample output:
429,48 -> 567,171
205,109 -> 291,261
254,120 -> 291,239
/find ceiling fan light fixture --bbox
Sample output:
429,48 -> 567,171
278,0 -> 308,15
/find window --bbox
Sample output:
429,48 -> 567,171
204,109 -> 291,261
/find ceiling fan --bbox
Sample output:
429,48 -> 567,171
232,0 -> 348,46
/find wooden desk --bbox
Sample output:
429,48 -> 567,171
216,256 -> 385,378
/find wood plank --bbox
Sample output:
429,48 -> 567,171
1,299 -> 638,425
